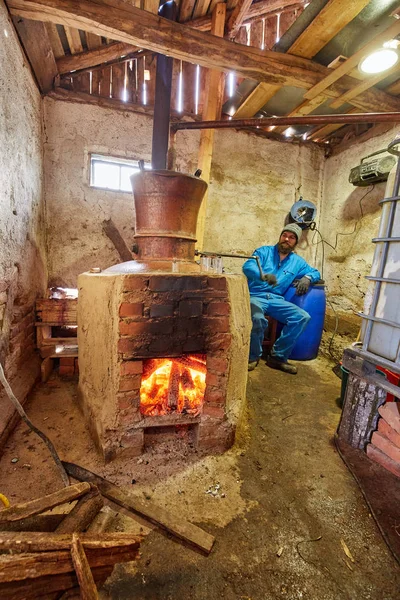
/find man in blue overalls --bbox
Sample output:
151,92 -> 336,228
243,224 -> 321,374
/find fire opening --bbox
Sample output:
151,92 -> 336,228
140,354 -> 206,417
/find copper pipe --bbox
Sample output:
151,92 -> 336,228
172,112 -> 400,131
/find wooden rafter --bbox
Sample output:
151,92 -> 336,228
304,18 -> 400,101
225,0 -> 253,39
330,64 -> 400,110
196,2 -> 226,250
288,0 -> 370,59
233,82 -> 281,118
273,94 -> 327,134
57,42 -> 138,74
45,22 -> 64,58
233,0 -> 373,118
7,0 -> 400,114
64,25 -> 83,53
12,17 -> 58,93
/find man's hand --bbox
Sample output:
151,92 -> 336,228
294,276 -> 311,295
261,273 -> 277,286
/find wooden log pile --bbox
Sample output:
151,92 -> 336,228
0,462 -> 215,599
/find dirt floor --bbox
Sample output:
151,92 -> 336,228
1,356 -> 400,599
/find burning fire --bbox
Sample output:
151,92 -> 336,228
140,355 -> 206,417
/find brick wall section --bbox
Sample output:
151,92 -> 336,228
5,306 -> 35,375
117,274 -> 234,438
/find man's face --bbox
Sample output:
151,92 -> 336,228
278,231 -> 297,254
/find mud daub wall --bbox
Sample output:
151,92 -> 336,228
43,97 -> 325,286
319,126 -> 398,360
0,0 -> 47,441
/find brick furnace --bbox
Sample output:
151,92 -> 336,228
77,170 -> 250,461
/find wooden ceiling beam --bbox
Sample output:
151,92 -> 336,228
330,64 -> 400,109
288,0 -> 370,59
45,22 -> 64,58
233,0 -> 370,119
64,25 -> 83,54
304,18 -> 400,101
12,16 -> 58,93
57,42 -> 138,74
225,0 -> 253,39
6,0 -> 400,113
233,82 -> 281,118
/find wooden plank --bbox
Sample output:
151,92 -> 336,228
0,546 -> 139,583
179,0 -> 195,23
279,8 -> 297,37
225,0 -> 253,39
264,14 -> 277,51
45,23 -> 65,58
126,58 -> 137,103
192,0 -> 209,20
12,17 -> 58,93
71,535 -> 98,600
182,61 -> 196,115
57,42 -> 136,75
75,72 -> 91,94
102,219 -> 132,262
91,69 -> 100,95
249,19 -> 263,50
98,65 -> 111,98
274,93 -> 327,133
55,489 -> 104,534
111,62 -> 125,100
86,32 -> 102,50
289,0 -> 370,59
146,53 -> 157,107
0,483 -> 91,523
41,356 -> 54,383
8,0 -> 400,112
0,532 -> 143,553
0,514 -> 65,532
304,18 -> 400,100
330,64 -> 400,109
0,566 -> 113,600
233,82 -> 280,117
196,1 -> 225,250
62,461 -> 215,554
64,26 -> 83,54
144,0 -> 159,13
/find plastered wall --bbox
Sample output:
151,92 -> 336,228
43,97 -> 325,286
319,125 -> 399,357
0,1 -> 46,308
43,97 -> 200,287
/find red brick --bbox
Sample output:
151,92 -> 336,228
119,429 -> 144,457
179,300 -> 203,318
74,358 -> 79,374
120,320 -> 173,336
150,304 -> 174,318
118,338 -> 136,354
207,277 -> 227,291
207,356 -> 229,372
371,431 -> 400,464
120,360 -> 143,376
204,388 -> 225,404
178,317 -> 202,336
149,337 -> 179,354
207,334 -> 232,352
122,276 -> 148,291
60,357 -> 75,366
378,418 -> 400,448
119,375 -> 141,392
119,302 -> 143,317
206,372 -> 225,387
207,302 -> 230,316
59,365 -> 74,376
117,392 -> 140,410
202,406 -> 225,418
203,316 -> 230,333
149,275 -> 207,292
367,443 -> 400,478
378,402 -> 400,435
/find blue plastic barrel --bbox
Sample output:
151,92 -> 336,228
283,283 -> 326,360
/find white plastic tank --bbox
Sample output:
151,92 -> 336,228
361,136 -> 400,366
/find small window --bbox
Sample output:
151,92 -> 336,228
90,154 -> 150,192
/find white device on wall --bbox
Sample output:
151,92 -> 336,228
349,149 -> 396,187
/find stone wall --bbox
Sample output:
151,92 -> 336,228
319,125 -> 398,360
43,97 -> 325,286
0,0 -> 46,443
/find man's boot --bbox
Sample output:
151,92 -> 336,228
266,355 -> 297,375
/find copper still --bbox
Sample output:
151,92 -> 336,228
105,170 -> 207,274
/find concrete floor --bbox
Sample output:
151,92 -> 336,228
0,356 -> 399,599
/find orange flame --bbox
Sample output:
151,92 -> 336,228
140,355 -> 206,417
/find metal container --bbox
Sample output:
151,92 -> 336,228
105,170 -> 207,274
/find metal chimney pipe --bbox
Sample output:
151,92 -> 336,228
151,0 -> 178,170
